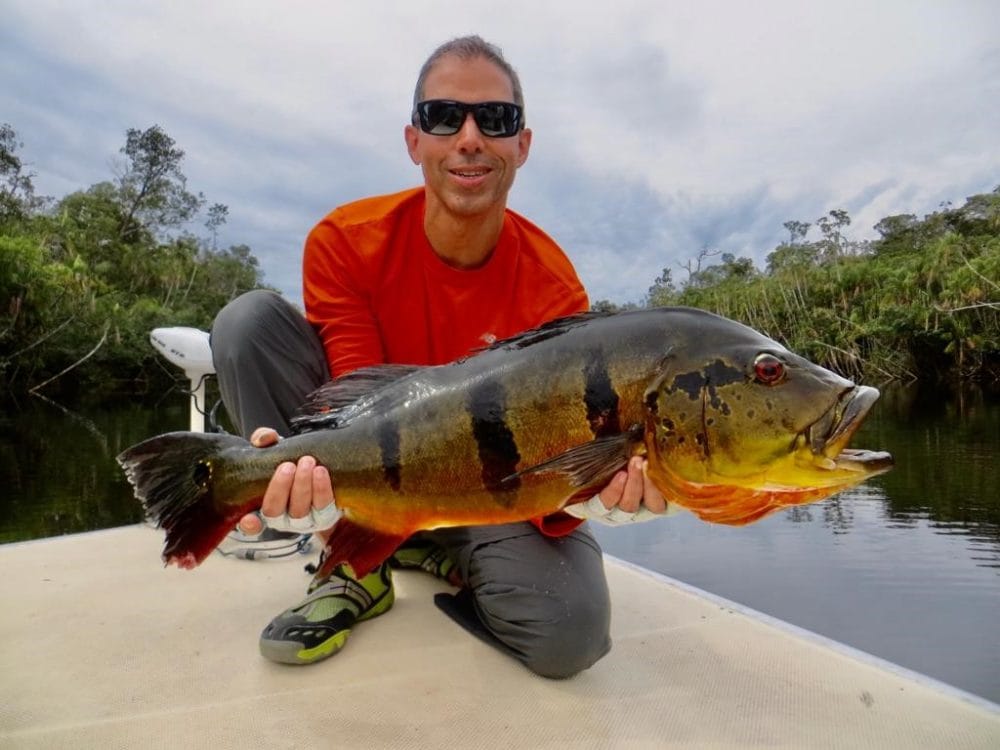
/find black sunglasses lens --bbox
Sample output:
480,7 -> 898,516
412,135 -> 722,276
420,102 -> 465,135
417,101 -> 521,137
473,103 -> 518,137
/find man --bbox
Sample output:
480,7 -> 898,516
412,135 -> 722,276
211,35 -> 665,679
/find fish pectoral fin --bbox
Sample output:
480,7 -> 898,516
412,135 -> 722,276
505,433 -> 634,490
314,518 -> 409,580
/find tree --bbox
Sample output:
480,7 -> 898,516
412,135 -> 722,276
767,241 -> 820,274
114,125 -> 204,242
815,208 -> 852,260
0,123 -> 41,224
205,202 -> 229,250
677,245 -> 721,285
591,299 -> 621,313
947,186 -> 1000,236
686,252 -> 756,289
0,124 -> 272,398
783,220 -> 811,245
874,213 -> 918,241
645,266 -> 676,306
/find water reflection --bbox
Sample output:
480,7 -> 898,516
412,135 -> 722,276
867,384 -> 999,566
752,383 -> 1000,564
0,395 -> 188,542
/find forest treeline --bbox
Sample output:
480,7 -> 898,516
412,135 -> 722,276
1,124 -> 270,400
2,123 -> 998,402
610,191 -> 1000,385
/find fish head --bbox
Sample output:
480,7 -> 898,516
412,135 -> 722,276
641,323 -> 893,525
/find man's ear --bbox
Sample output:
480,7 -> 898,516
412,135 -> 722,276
404,124 -> 421,165
516,128 -> 532,168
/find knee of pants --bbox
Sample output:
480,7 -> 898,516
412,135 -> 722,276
475,582 -> 611,680
211,289 -> 284,357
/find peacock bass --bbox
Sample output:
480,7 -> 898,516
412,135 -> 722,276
118,307 -> 893,579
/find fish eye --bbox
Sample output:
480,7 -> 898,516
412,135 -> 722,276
753,353 -> 785,385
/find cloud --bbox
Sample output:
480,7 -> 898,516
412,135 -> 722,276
3,0 -> 998,306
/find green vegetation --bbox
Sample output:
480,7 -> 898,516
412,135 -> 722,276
1,124 -> 270,400
616,192 -> 1000,385
2,122 -> 997,399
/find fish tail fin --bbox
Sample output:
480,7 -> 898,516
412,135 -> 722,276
117,431 -> 257,568
314,518 -> 409,580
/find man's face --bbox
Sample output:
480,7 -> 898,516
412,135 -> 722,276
405,55 -> 532,221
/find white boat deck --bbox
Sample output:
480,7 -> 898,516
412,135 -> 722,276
2,525 -> 998,749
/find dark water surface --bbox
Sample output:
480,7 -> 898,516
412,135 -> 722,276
2,385 -> 998,703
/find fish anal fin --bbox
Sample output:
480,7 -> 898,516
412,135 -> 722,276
505,432 -> 636,491
164,498 -> 261,568
315,518 -> 409,579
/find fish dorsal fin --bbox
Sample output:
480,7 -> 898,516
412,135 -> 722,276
504,427 -> 642,492
291,364 -> 422,433
474,311 -> 614,354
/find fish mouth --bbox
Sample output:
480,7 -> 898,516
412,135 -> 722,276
804,385 -> 893,475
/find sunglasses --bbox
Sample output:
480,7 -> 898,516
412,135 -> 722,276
412,99 -> 524,138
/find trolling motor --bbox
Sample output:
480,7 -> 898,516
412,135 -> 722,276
148,326 -> 313,561
149,327 -> 215,432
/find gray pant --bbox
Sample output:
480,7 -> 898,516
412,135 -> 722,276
211,290 -> 611,678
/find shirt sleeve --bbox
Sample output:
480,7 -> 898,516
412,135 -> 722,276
302,218 -> 386,376
551,286 -> 590,318
530,512 -> 584,537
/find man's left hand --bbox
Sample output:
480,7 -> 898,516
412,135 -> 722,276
563,456 -> 669,526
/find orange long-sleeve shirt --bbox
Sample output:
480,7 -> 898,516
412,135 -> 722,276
302,187 -> 588,536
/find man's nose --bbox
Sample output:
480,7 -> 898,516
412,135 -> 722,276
455,112 -> 484,151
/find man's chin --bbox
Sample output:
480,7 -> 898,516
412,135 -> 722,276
438,189 -> 505,219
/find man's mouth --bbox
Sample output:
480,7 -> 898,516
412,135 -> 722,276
449,166 -> 491,179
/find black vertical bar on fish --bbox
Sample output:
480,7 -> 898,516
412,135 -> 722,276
583,349 -> 622,438
468,377 -> 521,505
376,418 -> 402,491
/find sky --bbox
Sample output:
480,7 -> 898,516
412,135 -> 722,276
3,1 -> 998,306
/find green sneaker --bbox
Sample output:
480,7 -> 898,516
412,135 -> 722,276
259,563 -> 394,665
389,536 -> 462,586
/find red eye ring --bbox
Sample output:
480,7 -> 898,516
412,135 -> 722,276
753,353 -> 785,384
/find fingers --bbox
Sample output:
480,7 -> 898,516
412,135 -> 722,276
250,427 -> 280,447
618,457 -> 645,513
596,457 -> 666,515
261,456 -> 333,517
238,512 -> 263,536
596,470 -> 628,510
261,461 -> 296,517
312,465 -> 334,509
640,461 -> 668,514
290,459 -> 335,516
288,456 -> 316,518
251,428 -> 333,520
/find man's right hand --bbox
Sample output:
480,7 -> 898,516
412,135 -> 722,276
237,427 -> 340,537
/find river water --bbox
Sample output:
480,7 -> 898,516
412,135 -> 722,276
1,383 -> 998,703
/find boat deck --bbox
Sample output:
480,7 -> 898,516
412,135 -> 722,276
2,525 -> 998,749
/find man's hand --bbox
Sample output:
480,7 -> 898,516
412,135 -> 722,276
236,427 -> 340,537
564,456 -> 670,526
